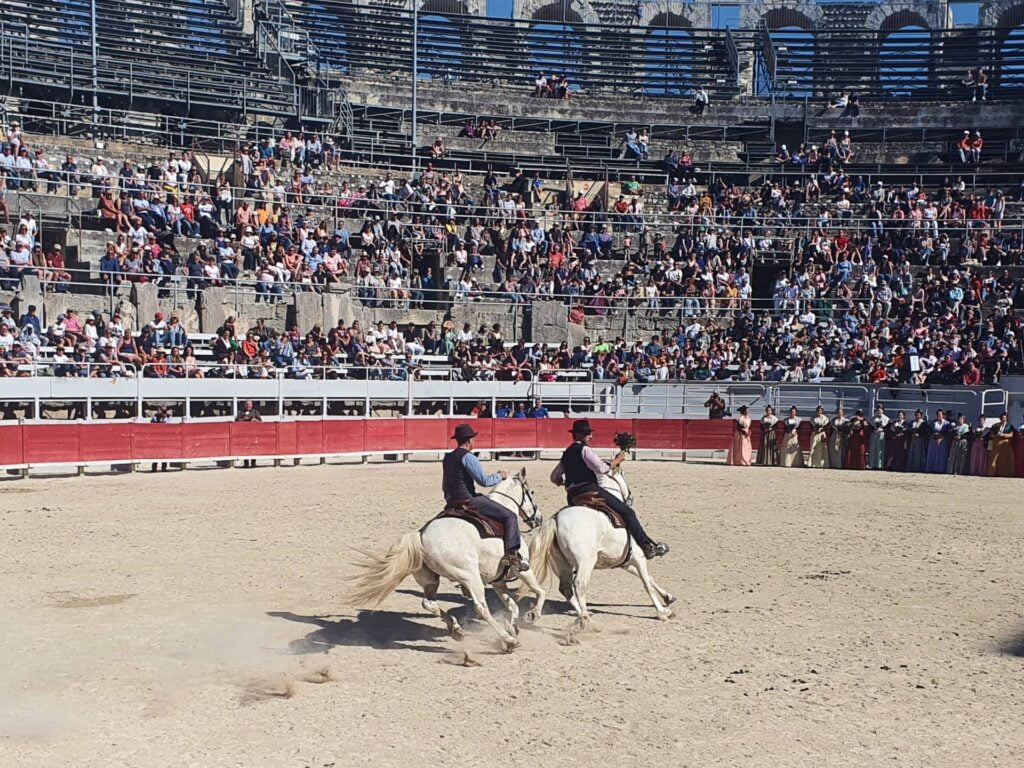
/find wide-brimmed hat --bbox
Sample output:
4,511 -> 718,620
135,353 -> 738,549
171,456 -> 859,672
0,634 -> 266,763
570,419 -> 594,435
451,423 -> 478,442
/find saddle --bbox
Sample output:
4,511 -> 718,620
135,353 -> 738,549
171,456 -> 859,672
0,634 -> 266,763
436,499 -> 505,540
569,491 -> 626,529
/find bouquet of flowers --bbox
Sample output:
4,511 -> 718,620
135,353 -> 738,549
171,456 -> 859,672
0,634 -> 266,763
614,432 -> 637,451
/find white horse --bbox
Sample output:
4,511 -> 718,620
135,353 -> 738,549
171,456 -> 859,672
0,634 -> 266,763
527,467 -> 675,629
344,469 -> 546,652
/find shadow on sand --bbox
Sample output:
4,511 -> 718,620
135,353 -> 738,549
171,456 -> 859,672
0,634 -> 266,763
267,610 -> 452,654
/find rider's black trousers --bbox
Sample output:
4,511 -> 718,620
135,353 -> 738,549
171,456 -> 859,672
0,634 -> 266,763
471,494 -> 520,553
567,483 -> 655,549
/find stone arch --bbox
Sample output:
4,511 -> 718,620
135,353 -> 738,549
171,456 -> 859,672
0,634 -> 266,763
743,2 -> 821,31
516,0 -> 600,26
639,4 -> 693,29
876,9 -> 931,32
865,1 -> 940,30
981,0 -> 1024,28
645,11 -> 692,29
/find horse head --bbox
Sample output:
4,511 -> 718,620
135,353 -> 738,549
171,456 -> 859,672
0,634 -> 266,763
494,468 -> 542,530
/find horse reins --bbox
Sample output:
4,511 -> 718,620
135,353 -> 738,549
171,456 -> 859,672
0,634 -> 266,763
490,480 -> 539,530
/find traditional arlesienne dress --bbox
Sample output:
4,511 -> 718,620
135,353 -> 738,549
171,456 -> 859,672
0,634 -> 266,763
948,423 -> 971,475
729,415 -> 752,466
968,426 -> 990,476
828,417 -> 849,469
868,415 -> 889,470
780,417 -> 806,468
906,418 -> 931,473
885,418 -> 909,472
925,418 -> 952,473
808,415 -> 830,468
756,415 -> 780,466
845,417 -> 869,470
988,423 -> 1017,477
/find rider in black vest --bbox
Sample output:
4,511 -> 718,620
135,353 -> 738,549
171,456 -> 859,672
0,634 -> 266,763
550,419 -> 669,559
443,423 -> 528,580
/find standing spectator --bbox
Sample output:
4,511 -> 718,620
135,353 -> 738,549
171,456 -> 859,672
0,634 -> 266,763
906,409 -> 930,473
846,409 -> 869,470
925,409 -> 952,473
885,411 -> 908,472
968,416 -> 989,476
948,415 -> 972,475
692,87 -> 709,116
868,406 -> 889,470
780,406 -> 805,467
235,399 -> 262,468
808,405 -> 829,467
704,391 -> 726,419
987,412 -> 1016,477
728,405 -> 752,466
828,407 -> 849,469
756,406 -> 779,466
61,154 -> 80,196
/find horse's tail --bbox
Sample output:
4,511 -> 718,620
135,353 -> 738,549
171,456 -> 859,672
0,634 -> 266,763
345,532 -> 424,607
520,516 -> 558,597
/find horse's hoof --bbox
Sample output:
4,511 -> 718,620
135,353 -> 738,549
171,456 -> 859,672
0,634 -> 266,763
451,627 -> 465,642
501,637 -> 519,653
664,594 -> 677,606
657,609 -> 674,621
523,609 -> 539,624
573,615 -> 589,632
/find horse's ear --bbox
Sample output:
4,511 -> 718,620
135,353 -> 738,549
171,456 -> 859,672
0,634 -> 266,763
519,466 -> 527,479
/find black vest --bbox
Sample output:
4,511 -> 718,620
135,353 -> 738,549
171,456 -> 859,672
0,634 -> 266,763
442,447 -> 476,502
560,441 -> 597,487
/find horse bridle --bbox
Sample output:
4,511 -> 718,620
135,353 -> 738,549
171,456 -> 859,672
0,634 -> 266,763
491,477 -> 541,530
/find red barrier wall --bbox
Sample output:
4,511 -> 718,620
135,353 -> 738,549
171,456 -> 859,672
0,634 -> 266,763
0,418 -> 741,468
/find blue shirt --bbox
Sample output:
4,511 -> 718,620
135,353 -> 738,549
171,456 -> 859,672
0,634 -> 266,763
461,452 -> 502,488
529,406 -> 549,418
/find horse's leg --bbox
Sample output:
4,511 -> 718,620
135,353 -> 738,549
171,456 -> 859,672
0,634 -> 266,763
414,567 -> 463,640
491,582 -> 520,636
460,571 -> 518,652
519,568 -> 547,624
624,563 -> 676,607
627,553 -> 673,621
571,554 -> 597,631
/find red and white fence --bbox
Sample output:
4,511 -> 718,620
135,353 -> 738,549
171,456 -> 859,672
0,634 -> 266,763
0,418 -> 748,474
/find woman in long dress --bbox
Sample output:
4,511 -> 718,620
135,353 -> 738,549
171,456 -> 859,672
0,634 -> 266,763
780,406 -> 806,468
925,409 -> 952,473
968,416 -> 990,476
828,407 -> 849,469
808,405 -> 830,467
868,406 -> 889,470
885,411 -> 909,472
948,414 -> 971,475
756,406 -> 780,466
988,412 -> 1016,477
906,409 -> 930,473
729,405 -> 752,466
845,409 -> 869,470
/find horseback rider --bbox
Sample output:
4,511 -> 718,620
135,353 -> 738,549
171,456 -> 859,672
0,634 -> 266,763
443,423 -> 529,580
550,419 -> 669,560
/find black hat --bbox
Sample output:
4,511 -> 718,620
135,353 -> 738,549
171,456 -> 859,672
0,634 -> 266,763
570,419 -> 594,435
451,424 -> 478,442
737,405 -> 748,414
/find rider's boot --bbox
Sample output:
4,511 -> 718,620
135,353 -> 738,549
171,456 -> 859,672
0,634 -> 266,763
642,542 -> 670,560
493,552 -> 529,582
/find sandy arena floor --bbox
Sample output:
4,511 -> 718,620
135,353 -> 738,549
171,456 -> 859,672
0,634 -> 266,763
2,459 -> 1024,767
